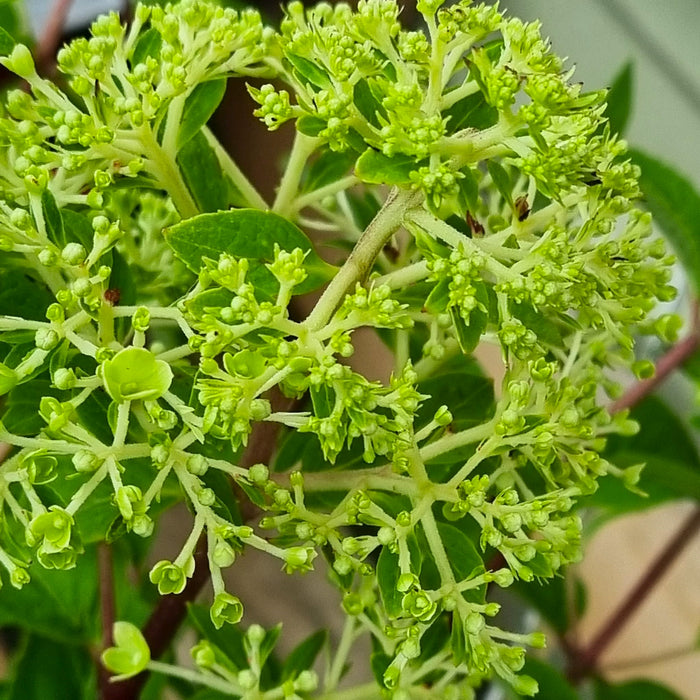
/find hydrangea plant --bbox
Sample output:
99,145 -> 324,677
0,0 -> 684,698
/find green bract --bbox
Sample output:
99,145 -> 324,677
101,347 -> 173,402
0,0 -> 681,697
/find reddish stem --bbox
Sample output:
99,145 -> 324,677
36,0 -> 74,75
98,543 -> 116,699
567,506 -> 700,682
610,332 -> 700,414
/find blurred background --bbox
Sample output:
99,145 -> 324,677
15,1 -> 700,697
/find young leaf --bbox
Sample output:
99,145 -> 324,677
0,26 -> 15,55
177,130 -> 233,212
629,149 -> 700,292
164,208 -> 336,295
605,62 -> 633,137
302,148 -> 356,193
41,190 -> 65,246
444,91 -> 498,133
131,27 -> 162,65
178,79 -> 227,150
355,149 -> 422,185
286,53 -> 332,89
0,268 -> 53,321
282,630 -> 327,680
486,159 -> 513,206
353,78 -> 386,128
449,302 -> 488,354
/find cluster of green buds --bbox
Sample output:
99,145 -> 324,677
0,0 -> 679,697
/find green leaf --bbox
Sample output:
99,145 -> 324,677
164,208 -> 336,296
187,603 -> 248,671
177,130 -> 233,213
0,547 -> 98,642
457,166 -> 480,214
629,149 -> 700,292
0,267 -> 52,321
418,371 -> 494,432
597,396 -> 700,513
376,534 -> 422,618
520,658 -> 577,700
593,396 -> 700,507
178,79 -> 227,150
296,115 -> 326,137
286,53 -> 332,89
41,190 -> 64,246
355,149 -> 421,185
353,78 -> 386,128
605,62 -> 633,137
2,379 -> 59,435
7,634 -> 95,700
510,301 -> 563,347
444,91 -> 498,133
282,630 -> 327,680
302,148 -> 356,193
0,25 -> 15,56
131,26 -> 162,65
450,299 -> 488,354
60,209 -> 95,249
486,159 -> 513,206
594,678 -> 683,700
423,522 -> 485,603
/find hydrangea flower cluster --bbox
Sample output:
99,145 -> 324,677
0,0 -> 675,697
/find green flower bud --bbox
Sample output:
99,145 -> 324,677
210,591 -> 243,629
191,640 -> 216,669
248,463 -> 269,484
53,367 -> 77,390
10,567 -> 30,589
60,243 -> 87,265
511,674 -> 539,696
131,307 -> 151,332
149,560 -> 187,595
186,453 -> 208,476
2,44 -> 36,78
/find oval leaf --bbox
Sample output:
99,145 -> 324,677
164,209 -> 336,295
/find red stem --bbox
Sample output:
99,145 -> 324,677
36,0 -> 74,75
568,506 -> 700,682
98,543 -> 116,699
610,332 -> 700,414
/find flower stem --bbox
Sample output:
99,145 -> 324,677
304,188 -> 420,331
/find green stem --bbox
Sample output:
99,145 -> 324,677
272,131 -> 318,216
140,127 -> 198,219
202,126 -> 268,210
146,660 -> 239,695
419,421 -> 495,463
325,615 -> 357,692
304,188 -> 420,331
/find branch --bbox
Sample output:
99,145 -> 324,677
567,506 -> 700,682
36,0 -> 74,76
610,332 -> 700,414
98,544 -> 117,699
102,387 -> 292,699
